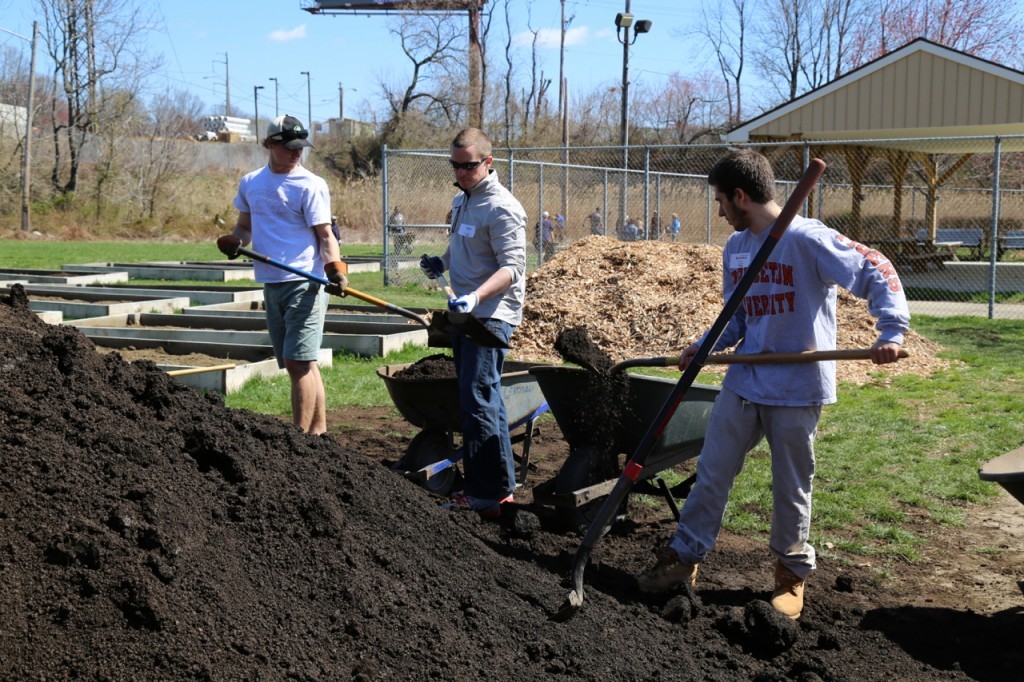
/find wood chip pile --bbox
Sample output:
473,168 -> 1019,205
513,236 -> 949,384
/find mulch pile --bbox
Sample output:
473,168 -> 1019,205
513,236 -> 948,384
1,280 -> 1015,680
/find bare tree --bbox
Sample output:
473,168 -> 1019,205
36,0 -> 159,195
844,0 -> 1024,70
130,90 -> 204,220
501,0 -> 515,145
692,0 -> 750,127
378,13 -> 464,144
631,73 -> 730,145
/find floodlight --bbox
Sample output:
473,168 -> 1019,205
634,19 -> 652,34
615,12 -> 633,29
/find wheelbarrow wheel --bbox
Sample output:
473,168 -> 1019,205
554,446 -> 627,535
405,429 -> 461,497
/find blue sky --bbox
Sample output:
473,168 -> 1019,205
1,1 -> 704,126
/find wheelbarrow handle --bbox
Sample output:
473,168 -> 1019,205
611,348 -> 910,372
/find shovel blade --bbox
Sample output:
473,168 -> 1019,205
446,311 -> 510,349
426,310 -> 454,348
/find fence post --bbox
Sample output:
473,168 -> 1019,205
507,148 -> 515,194
802,143 -> 811,217
988,136 -> 1002,319
705,182 -> 712,246
643,147 -> 650,239
382,144 -> 391,286
655,172 -> 662,239
538,164 -> 546,266
603,169 -> 609,236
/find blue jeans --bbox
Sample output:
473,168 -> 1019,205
452,319 -> 515,501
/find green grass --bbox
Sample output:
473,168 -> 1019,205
0,240 -> 437,309
5,239 -> 1024,569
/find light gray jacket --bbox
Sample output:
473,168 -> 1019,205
442,171 -> 527,325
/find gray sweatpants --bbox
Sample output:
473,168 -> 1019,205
668,387 -> 821,579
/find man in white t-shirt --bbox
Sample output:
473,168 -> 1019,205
216,115 -> 346,435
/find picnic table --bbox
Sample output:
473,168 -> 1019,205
873,237 -> 959,272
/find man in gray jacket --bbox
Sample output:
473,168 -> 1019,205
420,128 -> 527,519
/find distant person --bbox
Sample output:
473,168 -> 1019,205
540,211 -> 556,255
588,207 -> 604,236
635,149 -> 910,620
330,215 -> 342,243
419,127 -> 527,520
624,217 -> 640,242
650,211 -> 660,240
216,114 -> 346,435
389,206 -> 406,234
670,213 -> 680,242
555,213 -> 566,241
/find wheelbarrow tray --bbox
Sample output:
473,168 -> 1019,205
377,360 -> 550,433
528,366 -> 720,476
979,445 -> 1024,506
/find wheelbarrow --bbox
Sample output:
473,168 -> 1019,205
528,366 -> 720,533
376,360 -> 551,497
979,445 -> 1024,506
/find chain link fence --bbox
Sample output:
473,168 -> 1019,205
382,138 -> 1024,318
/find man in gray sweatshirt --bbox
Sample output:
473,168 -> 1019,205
636,150 -> 910,619
420,128 -> 527,519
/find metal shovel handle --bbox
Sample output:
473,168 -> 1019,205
237,246 -> 429,328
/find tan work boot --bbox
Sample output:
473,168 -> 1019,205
771,562 -> 805,620
636,544 -> 698,593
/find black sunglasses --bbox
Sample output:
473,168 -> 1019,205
449,158 -> 488,171
271,129 -> 309,142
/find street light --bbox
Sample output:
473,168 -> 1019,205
253,85 -> 264,144
0,21 -> 37,233
300,71 -> 313,145
615,1 -> 651,234
268,77 -> 279,117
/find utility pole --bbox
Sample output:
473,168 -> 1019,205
558,0 -> 566,124
269,77 -> 279,117
467,2 -> 482,128
215,52 -> 231,116
253,85 -> 264,143
300,71 -> 313,144
1,21 -> 37,232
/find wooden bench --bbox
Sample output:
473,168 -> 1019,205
979,445 -> 1024,506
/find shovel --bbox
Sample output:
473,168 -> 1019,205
549,157 -> 828,622
236,246 -> 451,347
421,254 -> 510,349
610,348 -> 910,373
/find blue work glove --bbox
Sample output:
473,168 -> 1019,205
420,255 -> 444,279
448,292 -> 479,314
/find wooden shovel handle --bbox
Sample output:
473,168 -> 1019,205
708,348 -> 909,364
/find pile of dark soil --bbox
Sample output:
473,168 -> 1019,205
1,285 -> 1020,680
394,353 -> 457,380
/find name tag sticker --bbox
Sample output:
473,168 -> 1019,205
458,223 -> 476,238
730,252 -> 752,269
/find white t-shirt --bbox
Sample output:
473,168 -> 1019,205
233,164 -> 332,283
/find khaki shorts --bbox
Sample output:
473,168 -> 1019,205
264,280 -> 327,368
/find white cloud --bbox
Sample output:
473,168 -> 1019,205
512,25 -> 590,49
269,25 -> 307,42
